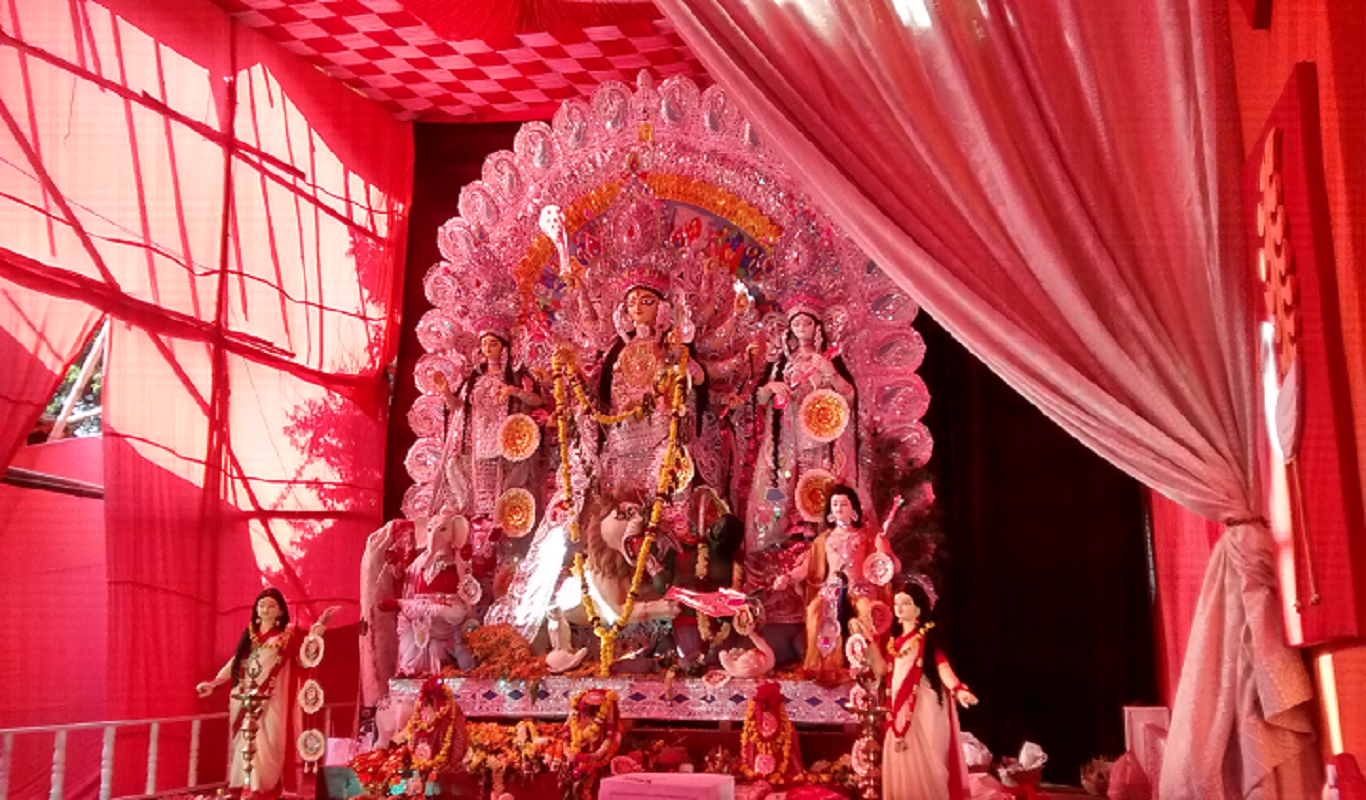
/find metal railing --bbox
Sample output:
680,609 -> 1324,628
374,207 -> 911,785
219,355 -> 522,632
0,704 -> 354,800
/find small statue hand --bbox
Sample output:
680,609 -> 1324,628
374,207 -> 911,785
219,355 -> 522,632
497,385 -> 519,400
954,686 -> 979,708
734,291 -> 751,315
311,605 -> 340,636
195,680 -> 217,698
650,599 -> 682,620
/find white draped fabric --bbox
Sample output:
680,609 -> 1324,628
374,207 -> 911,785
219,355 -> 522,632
656,0 -> 1318,795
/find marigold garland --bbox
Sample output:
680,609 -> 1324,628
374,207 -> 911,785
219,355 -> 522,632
403,706 -> 458,775
463,720 -> 566,793
248,625 -> 292,651
464,624 -> 547,680
551,349 -> 580,545
738,696 -> 798,784
556,340 -> 693,674
565,689 -> 621,766
351,684 -> 464,792
571,379 -> 648,425
888,621 -> 935,659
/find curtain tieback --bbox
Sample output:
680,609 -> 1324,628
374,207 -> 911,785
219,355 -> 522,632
1223,515 -> 1268,527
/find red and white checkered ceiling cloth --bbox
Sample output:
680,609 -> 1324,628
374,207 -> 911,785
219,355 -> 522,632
212,0 -> 709,122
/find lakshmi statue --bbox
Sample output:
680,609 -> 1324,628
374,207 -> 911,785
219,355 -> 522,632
858,576 -> 976,800
431,315 -> 543,518
747,291 -> 858,554
776,484 -> 892,683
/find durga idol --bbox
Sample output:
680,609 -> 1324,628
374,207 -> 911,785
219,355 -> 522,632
571,261 -> 708,505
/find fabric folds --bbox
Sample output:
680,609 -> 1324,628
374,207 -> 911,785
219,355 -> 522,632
657,0 -> 1318,795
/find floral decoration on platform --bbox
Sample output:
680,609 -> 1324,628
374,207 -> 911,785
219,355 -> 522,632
463,624 -> 547,680
351,678 -> 467,795
738,682 -> 803,785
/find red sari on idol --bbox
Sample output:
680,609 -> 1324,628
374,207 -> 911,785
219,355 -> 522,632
882,627 -> 968,800
210,625 -> 305,800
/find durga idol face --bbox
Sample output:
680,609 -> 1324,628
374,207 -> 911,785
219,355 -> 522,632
789,313 -> 819,345
625,287 -> 661,328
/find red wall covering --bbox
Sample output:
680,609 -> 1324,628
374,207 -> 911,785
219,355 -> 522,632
0,438 -> 108,799
0,0 -> 413,795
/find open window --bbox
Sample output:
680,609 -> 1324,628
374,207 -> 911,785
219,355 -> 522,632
33,318 -> 108,443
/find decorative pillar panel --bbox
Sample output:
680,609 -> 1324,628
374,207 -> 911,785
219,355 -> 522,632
1244,62 -> 1366,645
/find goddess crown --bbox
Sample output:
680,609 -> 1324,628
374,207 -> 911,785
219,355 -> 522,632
907,572 -> 939,610
619,262 -> 672,298
781,291 -> 826,322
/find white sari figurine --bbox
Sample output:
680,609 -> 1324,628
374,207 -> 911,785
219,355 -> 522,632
860,577 -> 977,800
196,589 -> 338,800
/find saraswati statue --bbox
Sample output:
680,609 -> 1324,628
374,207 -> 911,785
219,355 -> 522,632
403,71 -> 935,677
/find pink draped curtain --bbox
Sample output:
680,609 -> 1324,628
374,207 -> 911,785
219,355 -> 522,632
657,0 -> 1317,796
